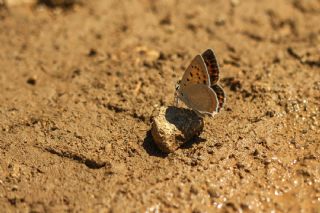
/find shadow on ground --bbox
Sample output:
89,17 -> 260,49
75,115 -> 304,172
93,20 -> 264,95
143,130 -> 168,158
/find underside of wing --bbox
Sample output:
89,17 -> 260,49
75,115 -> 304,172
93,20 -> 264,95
211,84 -> 225,111
202,49 -> 220,85
179,84 -> 218,115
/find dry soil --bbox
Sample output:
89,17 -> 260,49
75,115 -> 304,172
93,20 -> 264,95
0,0 -> 319,212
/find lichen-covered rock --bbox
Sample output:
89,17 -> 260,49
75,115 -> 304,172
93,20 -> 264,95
151,106 -> 204,153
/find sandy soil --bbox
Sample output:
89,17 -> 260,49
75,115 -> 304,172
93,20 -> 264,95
0,0 -> 319,212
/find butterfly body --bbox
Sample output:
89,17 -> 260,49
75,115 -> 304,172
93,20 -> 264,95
175,49 -> 225,117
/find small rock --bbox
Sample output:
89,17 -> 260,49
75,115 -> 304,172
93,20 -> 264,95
207,187 -> 219,198
104,143 -> 112,153
230,0 -> 240,7
87,48 -> 97,57
5,0 -> 36,7
135,46 -> 160,63
190,184 -> 199,195
265,110 -> 275,117
223,77 -> 242,92
10,164 -> 21,178
39,0 -> 81,7
26,77 -> 37,85
215,16 -> 226,26
151,106 -> 204,153
159,14 -> 171,25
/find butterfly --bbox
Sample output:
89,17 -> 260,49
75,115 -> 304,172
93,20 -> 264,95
174,49 -> 226,117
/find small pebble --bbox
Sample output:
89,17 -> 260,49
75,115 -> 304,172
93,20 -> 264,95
27,77 -> 36,85
39,0 -> 81,7
151,106 -> 204,153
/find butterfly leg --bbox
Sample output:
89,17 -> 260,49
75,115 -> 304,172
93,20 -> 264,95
193,109 -> 205,118
174,93 -> 179,106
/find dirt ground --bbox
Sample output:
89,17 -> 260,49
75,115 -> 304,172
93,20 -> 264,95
0,0 -> 319,212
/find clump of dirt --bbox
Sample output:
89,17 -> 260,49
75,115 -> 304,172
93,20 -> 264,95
38,0 -> 81,8
0,0 -> 319,212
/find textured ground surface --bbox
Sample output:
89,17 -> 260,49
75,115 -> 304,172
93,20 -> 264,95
0,0 -> 319,212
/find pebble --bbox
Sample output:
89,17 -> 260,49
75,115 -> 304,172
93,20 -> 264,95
151,106 -> 204,153
40,0 -> 81,7
5,0 -> 35,6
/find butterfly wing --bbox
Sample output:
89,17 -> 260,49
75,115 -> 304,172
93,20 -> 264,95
180,84 -> 218,115
211,84 -> 226,112
176,53 -> 220,116
202,49 -> 225,111
201,49 -> 220,85
179,55 -> 210,90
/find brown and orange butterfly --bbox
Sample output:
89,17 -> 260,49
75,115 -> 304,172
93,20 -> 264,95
175,49 -> 225,116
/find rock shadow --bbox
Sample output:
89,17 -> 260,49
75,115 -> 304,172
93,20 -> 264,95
142,130 -> 168,158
